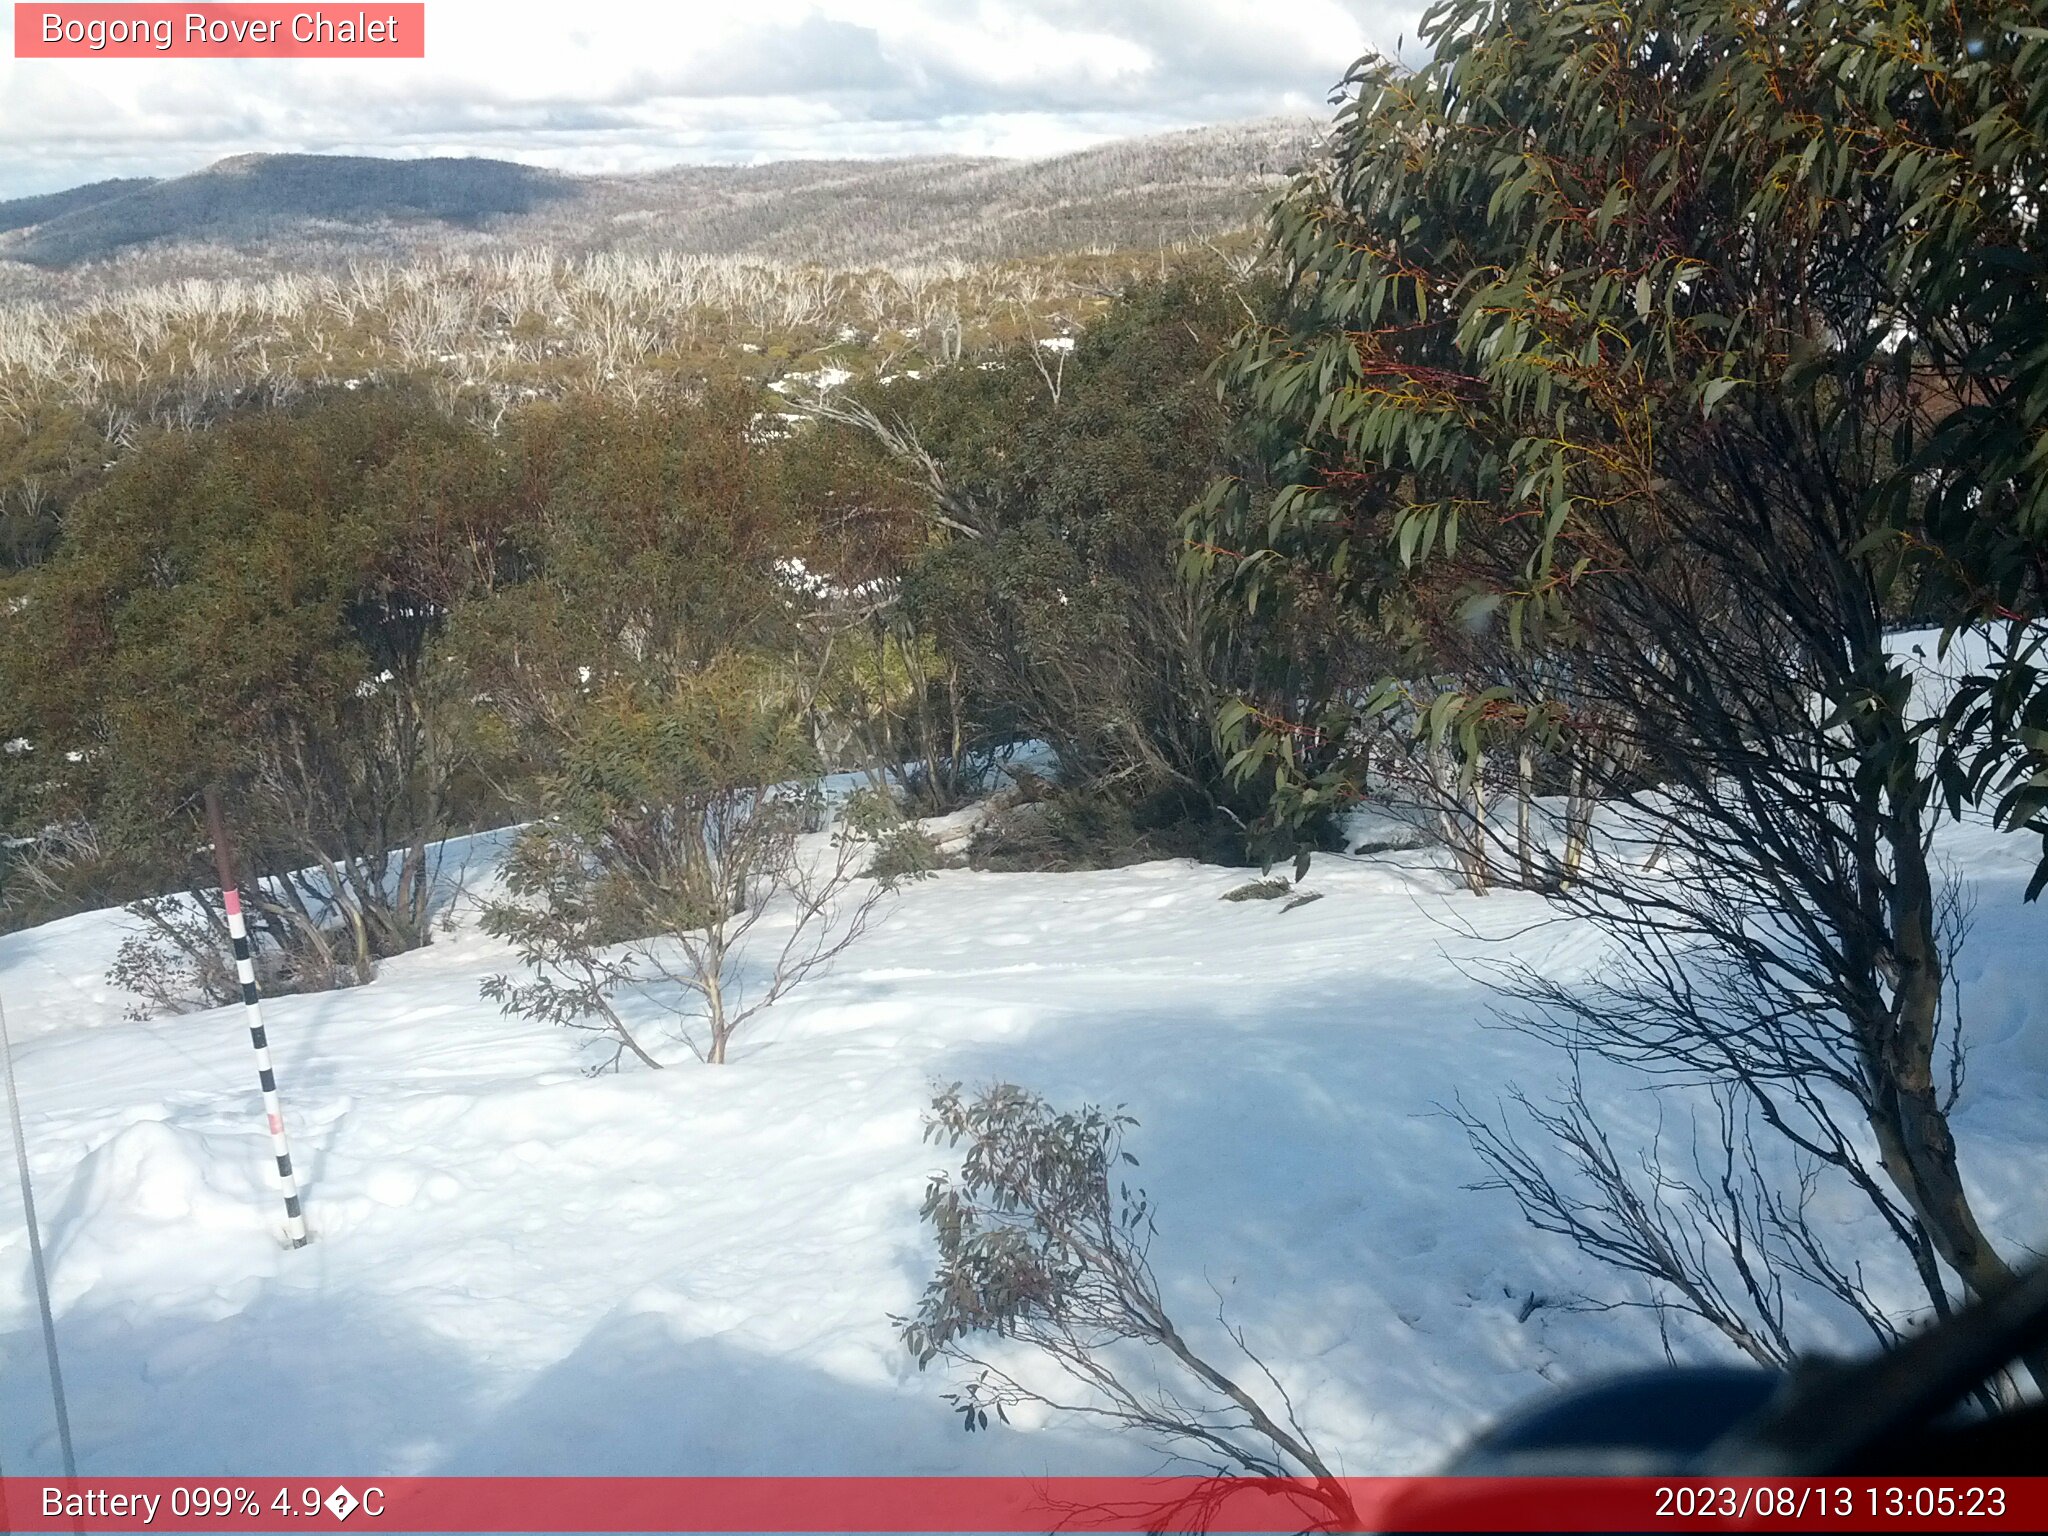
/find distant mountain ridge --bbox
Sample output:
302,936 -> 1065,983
0,177 -> 162,240
0,155 -> 576,267
0,119 -> 1319,283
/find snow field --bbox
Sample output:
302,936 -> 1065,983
1,808 -> 2042,1478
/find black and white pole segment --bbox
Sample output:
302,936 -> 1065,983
205,787 -> 309,1248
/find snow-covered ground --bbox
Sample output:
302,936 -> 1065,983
1,809 -> 2043,1478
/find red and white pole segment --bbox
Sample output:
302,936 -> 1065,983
205,788 -> 309,1249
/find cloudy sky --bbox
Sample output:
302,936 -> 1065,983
0,0 -> 1417,200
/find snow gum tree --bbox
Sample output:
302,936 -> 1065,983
796,271 -> 1365,864
459,393 -> 894,1066
1189,0 -> 2048,1382
481,664 -> 890,1066
0,389 -> 514,986
448,392 -> 802,785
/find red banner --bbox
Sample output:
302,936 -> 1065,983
13,5 -> 424,58
0,1477 -> 2043,1532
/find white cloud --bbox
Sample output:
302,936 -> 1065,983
0,0 -> 1414,199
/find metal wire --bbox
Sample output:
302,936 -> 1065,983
0,991 -> 77,1479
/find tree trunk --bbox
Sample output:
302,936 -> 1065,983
704,964 -> 728,1065
1465,771 -> 1491,895
1425,733 -> 1465,883
1562,755 -> 1592,888
1871,811 -> 2046,1392
1516,740 -> 1535,890
946,663 -> 964,795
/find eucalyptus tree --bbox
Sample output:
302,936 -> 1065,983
0,389 -> 513,988
1191,0 -> 2048,1378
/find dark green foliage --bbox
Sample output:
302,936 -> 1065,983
1191,0 -> 2048,884
478,662 -> 890,1068
900,275 -> 1254,794
806,268 -> 1350,861
0,404 -> 105,571
901,1083 -> 1148,1377
0,387 -> 515,964
453,390 -> 799,783
1191,0 -> 2048,1371
850,792 -> 947,884
533,667 -> 820,945
7,388 -> 489,796
509,389 -> 795,675
0,380 -> 868,950
1943,629 -> 2048,900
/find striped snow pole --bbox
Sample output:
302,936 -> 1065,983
205,788 -> 309,1249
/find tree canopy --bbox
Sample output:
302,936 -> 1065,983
1191,0 -> 2048,886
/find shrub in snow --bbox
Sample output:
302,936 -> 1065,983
479,672 -> 893,1067
795,272 -> 1329,861
108,898 -> 241,1019
900,1083 -> 1354,1528
843,789 -> 945,885
108,892 -> 362,1019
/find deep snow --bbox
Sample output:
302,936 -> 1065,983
1,803 -> 2043,1479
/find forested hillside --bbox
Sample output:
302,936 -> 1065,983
0,117 -> 1317,290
